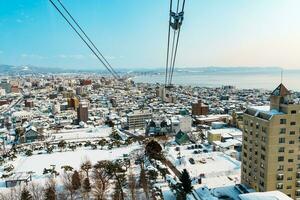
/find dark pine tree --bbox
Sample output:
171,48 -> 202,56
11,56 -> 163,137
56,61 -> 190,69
21,187 -> 33,200
82,177 -> 91,193
71,170 -> 81,190
179,169 -> 193,194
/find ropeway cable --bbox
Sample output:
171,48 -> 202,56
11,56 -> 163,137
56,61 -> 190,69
49,0 -> 119,79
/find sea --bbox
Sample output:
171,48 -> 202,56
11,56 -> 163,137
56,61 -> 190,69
132,70 -> 300,91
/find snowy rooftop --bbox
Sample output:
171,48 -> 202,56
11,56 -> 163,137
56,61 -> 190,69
208,128 -> 242,137
239,191 -> 293,200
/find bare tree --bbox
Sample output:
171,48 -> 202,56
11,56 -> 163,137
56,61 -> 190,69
61,172 -> 75,200
128,169 -> 136,200
28,182 -> 44,200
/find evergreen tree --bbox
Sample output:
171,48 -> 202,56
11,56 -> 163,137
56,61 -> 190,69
145,140 -> 162,160
21,187 -> 33,200
82,177 -> 91,193
71,170 -> 81,190
179,169 -> 193,194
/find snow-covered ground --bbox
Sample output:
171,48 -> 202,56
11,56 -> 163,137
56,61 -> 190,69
49,126 -> 112,142
166,144 -> 241,188
0,143 -> 141,192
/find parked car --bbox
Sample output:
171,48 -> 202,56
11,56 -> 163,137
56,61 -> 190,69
189,158 -> 195,164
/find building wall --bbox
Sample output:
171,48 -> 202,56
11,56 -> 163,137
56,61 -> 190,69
242,106 -> 300,199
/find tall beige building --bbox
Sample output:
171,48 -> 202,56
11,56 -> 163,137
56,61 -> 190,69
242,84 -> 300,199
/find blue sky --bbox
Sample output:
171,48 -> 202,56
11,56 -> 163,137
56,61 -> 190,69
1,0 -> 300,69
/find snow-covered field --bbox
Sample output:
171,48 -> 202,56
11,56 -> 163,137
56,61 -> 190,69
0,143 -> 142,191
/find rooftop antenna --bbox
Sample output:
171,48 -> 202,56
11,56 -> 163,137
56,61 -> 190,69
281,69 -> 283,84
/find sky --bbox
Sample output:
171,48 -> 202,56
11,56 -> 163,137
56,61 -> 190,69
1,0 -> 300,69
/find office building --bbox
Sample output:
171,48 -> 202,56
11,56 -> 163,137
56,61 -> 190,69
77,101 -> 89,123
127,110 -> 152,129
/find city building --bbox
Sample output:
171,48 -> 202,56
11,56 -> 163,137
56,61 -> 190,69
77,101 -> 89,123
192,100 -> 209,116
242,84 -> 300,199
25,99 -> 34,108
68,97 -> 79,110
127,110 -> 152,130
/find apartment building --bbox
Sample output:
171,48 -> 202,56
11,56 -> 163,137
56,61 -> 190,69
127,110 -> 152,130
242,84 -> 300,199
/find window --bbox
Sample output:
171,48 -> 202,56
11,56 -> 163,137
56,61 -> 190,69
256,124 -> 260,129
277,174 -> 284,180
280,128 -> 286,134
278,156 -> 284,162
278,165 -> 284,171
287,185 -> 292,189
289,140 -> 295,144
280,119 -> 287,124
289,149 -> 294,153
277,183 -> 283,189
279,147 -> 285,153
290,131 -> 295,135
261,154 -> 265,160
279,138 -> 285,144
288,168 -> 293,171
291,110 -> 297,114
288,159 -> 294,163
291,122 -> 296,126
287,176 -> 292,180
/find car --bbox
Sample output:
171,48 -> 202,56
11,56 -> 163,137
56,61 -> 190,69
189,158 -> 195,164
203,149 -> 208,153
175,146 -> 180,151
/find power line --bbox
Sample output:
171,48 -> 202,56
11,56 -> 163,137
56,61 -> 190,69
56,0 -> 119,79
49,0 -> 119,79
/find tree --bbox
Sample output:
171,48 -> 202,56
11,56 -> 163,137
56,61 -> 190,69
92,161 -> 113,200
44,179 -> 56,200
21,187 -> 32,200
61,165 -> 73,172
28,182 -> 44,200
98,139 -> 107,150
58,140 -> 67,152
72,170 -> 81,191
128,170 -> 136,200
145,140 -> 162,160
148,170 -> 158,182
139,167 -> 149,199
62,172 -> 75,200
179,169 -> 193,194
81,160 -> 92,178
82,177 -> 91,199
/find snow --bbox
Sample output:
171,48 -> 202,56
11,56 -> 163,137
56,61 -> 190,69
166,145 -> 241,188
12,144 -> 139,176
239,191 -> 293,200
49,126 -> 112,141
